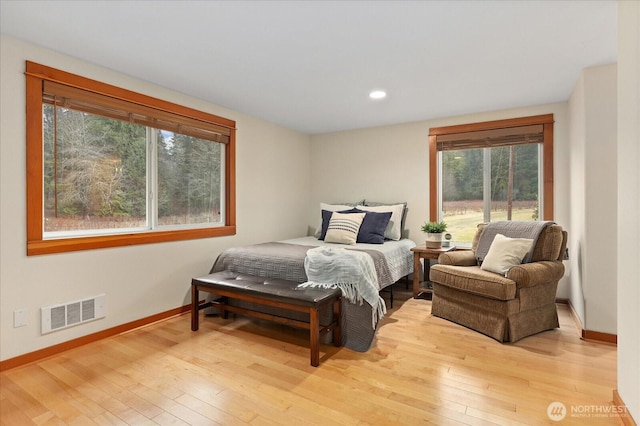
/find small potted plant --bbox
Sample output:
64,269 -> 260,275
421,221 -> 447,248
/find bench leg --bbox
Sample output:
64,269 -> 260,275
220,296 -> 229,319
310,307 -> 320,367
333,297 -> 342,347
191,285 -> 199,331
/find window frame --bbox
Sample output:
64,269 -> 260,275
26,61 -> 236,255
428,114 -> 554,223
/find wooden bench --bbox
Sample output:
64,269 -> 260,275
191,271 -> 342,367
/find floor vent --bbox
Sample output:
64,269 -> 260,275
41,294 -> 106,334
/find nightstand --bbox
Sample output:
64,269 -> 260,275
410,245 -> 456,299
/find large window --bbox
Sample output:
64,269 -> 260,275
26,62 -> 236,255
429,115 -> 554,245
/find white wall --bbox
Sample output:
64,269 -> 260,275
567,63 -> 618,334
584,64 -> 618,334
309,103 -> 572,294
567,71 -> 587,325
617,0 -> 640,421
0,36 -> 312,361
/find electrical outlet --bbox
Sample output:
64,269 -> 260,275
14,309 -> 28,327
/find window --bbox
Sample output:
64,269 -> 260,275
429,115 -> 554,245
26,62 -> 236,255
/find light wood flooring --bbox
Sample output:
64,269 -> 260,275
1,286 -> 621,425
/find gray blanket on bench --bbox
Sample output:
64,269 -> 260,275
209,242 -> 393,352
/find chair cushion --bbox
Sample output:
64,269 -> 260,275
430,264 -> 517,301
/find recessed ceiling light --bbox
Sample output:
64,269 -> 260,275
369,90 -> 387,100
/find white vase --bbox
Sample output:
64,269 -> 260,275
425,232 -> 443,249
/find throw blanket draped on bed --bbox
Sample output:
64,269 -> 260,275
298,246 -> 386,329
475,221 -> 555,264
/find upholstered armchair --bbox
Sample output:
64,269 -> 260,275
430,222 -> 567,343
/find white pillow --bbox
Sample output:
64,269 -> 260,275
313,203 -> 356,238
324,212 -> 365,245
356,204 -> 404,240
480,234 -> 534,276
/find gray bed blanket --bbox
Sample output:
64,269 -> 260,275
210,242 -> 395,289
210,242 -> 312,281
209,241 -> 395,352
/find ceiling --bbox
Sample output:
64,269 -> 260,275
0,1 -> 617,135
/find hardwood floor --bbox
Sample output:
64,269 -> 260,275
1,287 -> 621,425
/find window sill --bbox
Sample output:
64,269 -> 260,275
27,225 -> 236,256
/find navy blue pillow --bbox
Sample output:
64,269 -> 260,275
319,208 -> 391,244
318,209 -> 335,240
354,209 -> 392,244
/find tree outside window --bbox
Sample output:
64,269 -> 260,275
26,61 -> 236,255
429,115 -> 554,245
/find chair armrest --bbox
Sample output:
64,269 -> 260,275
438,250 -> 477,266
507,261 -> 565,287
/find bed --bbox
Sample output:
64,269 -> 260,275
207,201 -> 416,352
209,237 -> 415,351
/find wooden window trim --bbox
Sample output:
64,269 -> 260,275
26,61 -> 236,255
428,114 -> 554,222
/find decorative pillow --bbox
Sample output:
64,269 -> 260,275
318,209 -> 336,240
314,203 -> 358,238
356,203 -> 405,241
335,208 -> 392,244
363,200 -> 408,233
324,212 -> 365,245
480,234 -> 534,276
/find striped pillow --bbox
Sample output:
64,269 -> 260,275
324,212 -> 365,245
